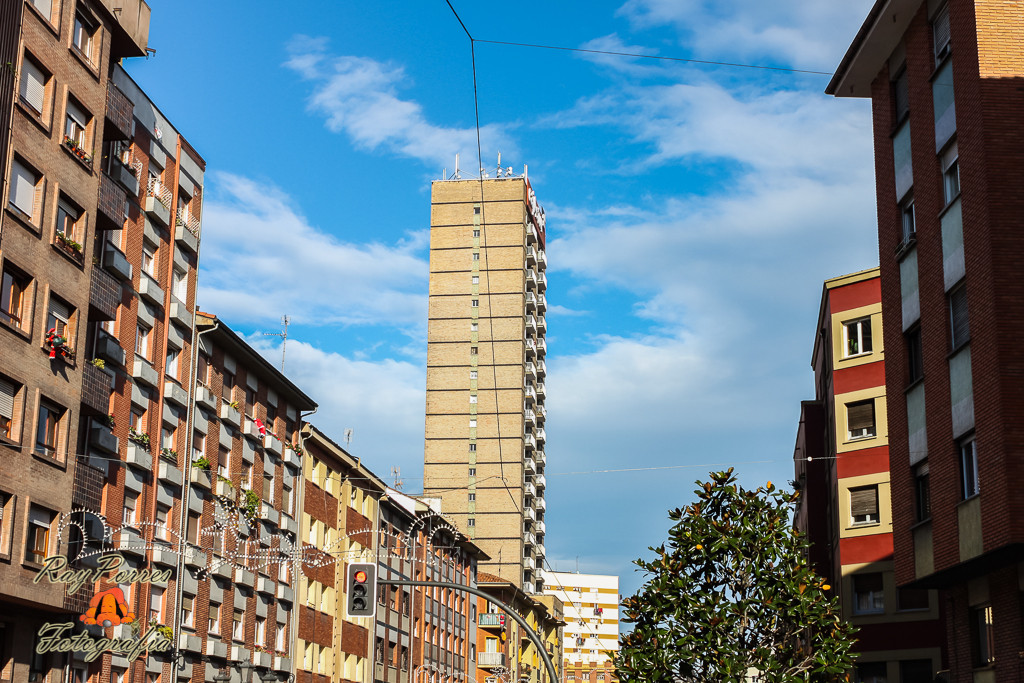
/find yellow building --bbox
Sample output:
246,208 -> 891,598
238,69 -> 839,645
542,573 -> 619,683
423,171 -> 548,593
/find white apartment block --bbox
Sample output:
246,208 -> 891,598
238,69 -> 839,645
542,572 -> 619,675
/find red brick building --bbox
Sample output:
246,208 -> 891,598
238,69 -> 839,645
794,268 -> 946,682
828,1 -> 1024,681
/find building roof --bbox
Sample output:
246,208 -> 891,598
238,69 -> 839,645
302,423 -> 388,493
826,0 -> 925,98
195,312 -> 317,411
479,573 -> 566,626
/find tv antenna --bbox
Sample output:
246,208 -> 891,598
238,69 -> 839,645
343,429 -> 353,447
390,467 -> 404,490
262,315 -> 290,371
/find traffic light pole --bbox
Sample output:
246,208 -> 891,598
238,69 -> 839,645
377,579 -> 559,683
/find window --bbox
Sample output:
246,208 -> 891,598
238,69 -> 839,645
276,623 -> 286,650
19,53 -> 47,114
1,263 -> 30,328
472,276 -> 479,284
255,616 -> 266,645
245,387 -> 257,418
933,3 -> 951,63
467,518 -> 475,527
469,395 -> 477,404
123,493 -> 137,527
208,603 -> 221,633
136,325 -> 150,360
64,99 -> 89,151
468,443 -> 476,452
942,142 -> 960,204
854,662 -> 887,683
469,371 -> 478,379
9,158 -> 41,220
166,349 -> 179,379
72,12 -> 96,62
181,596 -> 194,628
847,400 -> 876,440
473,229 -> 481,237
470,323 -> 478,331
900,198 -> 915,243
222,371 -> 234,402
468,493 -> 476,502
844,318 -> 872,357
907,327 -> 923,383
971,605 -> 994,666
850,486 -> 879,525
897,588 -> 929,612
28,633 -> 46,682
471,299 -> 479,307
149,586 -> 164,623
141,246 -> 155,277
949,282 -> 969,348
47,296 -> 71,339
154,505 -> 170,542
232,609 -> 244,641
914,463 -> 930,522
959,437 -> 979,498
196,354 -> 210,385
217,447 -> 230,478
266,402 -> 277,423
30,0 -> 54,21
468,468 -> 476,476
469,419 -> 477,428
55,197 -> 81,243
162,427 -> 175,452
893,67 -> 909,122
0,378 -> 16,440
172,268 -> 187,302
853,573 -> 884,614
186,512 -> 200,545
27,506 -> 52,564
35,400 -> 62,457
472,253 -> 479,261
192,432 -> 204,464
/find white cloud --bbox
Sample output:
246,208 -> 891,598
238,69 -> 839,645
198,172 -> 428,331
616,0 -> 876,70
284,36 -> 516,169
247,337 -> 426,475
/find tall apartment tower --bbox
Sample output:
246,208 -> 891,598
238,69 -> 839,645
793,269 -> 945,683
828,1 -> 1024,680
424,171 -> 549,593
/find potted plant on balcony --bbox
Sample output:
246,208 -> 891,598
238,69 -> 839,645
105,414 -> 115,429
62,135 -> 92,164
241,488 -> 260,521
44,328 -> 74,361
54,231 -> 84,259
88,358 -> 105,369
160,447 -> 177,463
192,456 -> 211,471
128,428 -> 150,451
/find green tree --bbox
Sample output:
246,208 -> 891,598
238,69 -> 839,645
615,469 -> 856,683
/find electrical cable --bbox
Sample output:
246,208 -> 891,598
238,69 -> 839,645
472,39 -> 833,75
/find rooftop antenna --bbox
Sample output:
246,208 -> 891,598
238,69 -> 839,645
262,315 -> 290,371
343,428 -> 353,447
496,152 -> 502,177
454,153 -> 461,180
390,466 -> 404,490
442,167 -> 446,181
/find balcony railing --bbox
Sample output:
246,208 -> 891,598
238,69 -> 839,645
536,497 -> 546,511
175,210 -> 201,238
524,409 -> 536,424
478,613 -> 505,627
526,222 -> 538,243
525,361 -> 536,377
538,273 -> 547,291
525,291 -> 537,310
524,482 -> 536,497
537,382 -> 546,398
538,250 -> 548,268
536,360 -> 546,376
147,176 -> 172,211
524,433 -> 536,449
535,520 -> 546,535
525,246 -> 537,265
524,455 -> 536,473
525,338 -> 537,357
524,506 -> 536,521
525,315 -> 537,333
535,474 -> 546,489
536,339 -> 547,356
524,532 -> 536,546
537,293 -> 547,311
535,450 -> 545,466
524,384 -> 536,402
536,428 -> 546,443
478,653 -> 506,669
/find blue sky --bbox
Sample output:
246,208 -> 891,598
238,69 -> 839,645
127,0 -> 878,598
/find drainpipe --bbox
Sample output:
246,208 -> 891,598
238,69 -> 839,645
289,408 -> 317,675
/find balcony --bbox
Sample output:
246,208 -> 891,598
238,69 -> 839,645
284,446 -> 301,469
190,467 -> 212,490
478,613 -> 505,628
525,246 -> 537,265
526,222 -> 538,243
524,532 -> 536,546
523,433 -> 536,449
178,633 -> 202,654
234,568 -> 255,588
89,424 -> 118,455
166,322 -> 185,351
164,381 -> 188,408
279,513 -> 297,536
276,583 -> 294,603
536,543 -> 545,559
536,428 -> 547,444
195,384 -> 217,411
537,315 -> 546,332
477,653 -> 506,669
536,473 -> 546,489
536,497 -> 546,511
113,158 -> 139,196
253,651 -> 272,668
243,419 -> 262,441
536,404 -> 547,420
526,269 -> 538,287
523,556 -> 536,570
206,638 -> 228,659
524,409 -> 536,425
524,455 -> 536,473
260,502 -> 279,526
525,291 -> 537,311
525,361 -> 537,379
537,293 -> 547,312
151,546 -> 177,567
215,479 -> 233,498
158,460 -> 182,486
525,338 -> 537,357
524,482 -> 536,498
132,358 -> 159,388
538,272 -> 547,291
219,404 -> 241,429
524,384 -> 536,402
230,646 -> 250,663
144,178 -> 171,227
536,339 -> 547,356
535,450 -> 545,466
525,315 -> 537,334
175,221 -> 199,254
263,434 -> 283,457
117,528 -> 145,556
256,576 -> 275,595
535,520 -> 546,535
524,506 -> 536,522
538,249 -> 548,269
273,657 -> 291,673
169,299 -> 192,328
183,545 -> 207,568
95,331 -> 126,367
537,383 -> 546,399
536,359 -> 546,377
138,273 -> 164,306
126,442 -> 152,470
103,242 -> 133,281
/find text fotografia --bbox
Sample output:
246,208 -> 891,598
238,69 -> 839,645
32,554 -> 174,662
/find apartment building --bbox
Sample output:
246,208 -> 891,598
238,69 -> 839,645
541,573 -> 618,683
423,170 -> 549,593
0,0 -> 150,680
793,269 -> 945,682
474,573 -> 563,683
828,2 -> 1024,681
169,313 -> 316,681
296,423 -> 385,683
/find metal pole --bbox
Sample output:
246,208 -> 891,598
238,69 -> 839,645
378,580 -> 558,683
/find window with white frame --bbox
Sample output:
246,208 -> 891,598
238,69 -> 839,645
959,436 -> 979,499
172,268 -> 187,302
853,573 -> 884,614
47,296 -> 71,339
847,400 -> 876,440
136,325 -> 150,360
72,11 -> 97,62
180,596 -> 194,628
942,142 -> 959,204
844,317 -> 872,357
166,349 -> 179,379
19,52 -> 48,115
64,99 -> 89,151
208,602 -> 221,634
122,493 -> 137,527
232,609 -> 244,641
149,586 -> 164,623
141,246 -> 156,277
850,485 -> 879,525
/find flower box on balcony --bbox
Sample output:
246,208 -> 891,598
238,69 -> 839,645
263,434 -> 283,457
138,273 -> 164,306
54,232 -> 85,263
253,651 -> 272,667
158,460 -> 183,486
63,135 -> 93,166
178,633 -> 202,653
215,478 -> 234,498
220,403 -> 241,429
243,419 -> 262,441
144,196 -> 170,227
190,467 -> 212,490
126,442 -> 152,470
273,657 -> 291,672
195,384 -> 216,411
206,638 -> 228,659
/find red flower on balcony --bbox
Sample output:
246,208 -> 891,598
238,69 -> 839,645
63,135 -> 93,164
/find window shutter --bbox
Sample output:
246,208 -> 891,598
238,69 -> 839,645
850,487 -> 878,517
10,160 -> 36,217
48,297 -> 70,324
58,198 -> 78,219
933,4 -> 951,62
854,572 -> 883,593
950,286 -> 970,346
848,401 -> 875,431
31,0 -> 52,16
29,507 -> 51,527
19,58 -> 45,113
66,100 -> 87,128
263,473 -> 272,501
0,378 -> 14,419
894,71 -> 909,120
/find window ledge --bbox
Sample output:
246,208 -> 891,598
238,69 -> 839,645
904,376 -> 925,394
52,239 -> 86,268
848,522 -> 882,531
910,518 -> 932,532
4,206 -> 41,236
938,193 -> 961,219
844,436 -> 878,445
60,142 -> 95,174
68,46 -> 100,80
0,316 -> 32,343
957,493 -> 981,508
929,51 -> 954,82
22,560 -> 44,572
947,341 -> 970,360
839,351 -> 874,362
16,99 -> 52,135
31,450 -> 68,470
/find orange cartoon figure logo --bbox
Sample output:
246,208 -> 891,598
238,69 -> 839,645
80,586 -> 135,627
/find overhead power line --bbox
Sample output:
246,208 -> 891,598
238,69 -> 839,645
473,39 -> 834,76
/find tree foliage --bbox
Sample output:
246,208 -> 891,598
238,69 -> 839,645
615,469 -> 856,683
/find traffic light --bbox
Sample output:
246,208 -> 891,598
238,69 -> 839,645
346,563 -> 377,618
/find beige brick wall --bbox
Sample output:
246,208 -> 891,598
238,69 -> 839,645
426,388 -> 525,413
426,341 -> 523,365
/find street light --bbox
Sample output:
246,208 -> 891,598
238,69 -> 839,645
239,658 -> 255,683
